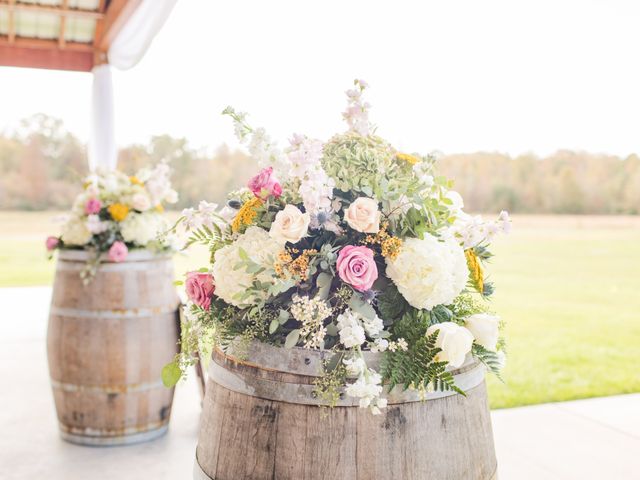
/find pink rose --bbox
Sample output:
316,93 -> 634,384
336,245 -> 378,292
45,236 -> 59,251
108,241 -> 128,263
248,167 -> 282,200
85,198 -> 102,215
185,272 -> 215,310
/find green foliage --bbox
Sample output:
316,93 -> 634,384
313,352 -> 347,407
161,360 -> 182,388
381,331 -> 464,396
472,343 -> 504,381
376,282 -> 409,321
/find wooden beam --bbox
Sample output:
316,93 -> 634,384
0,37 -> 93,52
0,3 -> 104,20
59,0 -> 69,49
95,0 -> 143,52
7,0 -> 15,43
0,43 -> 93,71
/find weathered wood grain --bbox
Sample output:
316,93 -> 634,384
195,342 -> 498,479
46,250 -> 180,446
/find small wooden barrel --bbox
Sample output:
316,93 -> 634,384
47,250 -> 180,446
194,341 -> 497,480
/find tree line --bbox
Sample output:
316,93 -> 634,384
1,114 -> 638,214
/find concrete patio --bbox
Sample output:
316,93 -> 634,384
1,287 -> 638,479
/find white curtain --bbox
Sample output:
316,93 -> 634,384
89,0 -> 178,170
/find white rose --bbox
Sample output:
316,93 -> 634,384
269,205 -> 310,244
465,313 -> 500,350
61,216 -> 92,246
131,193 -> 152,212
386,234 -> 469,310
426,322 -> 473,368
344,197 -> 381,233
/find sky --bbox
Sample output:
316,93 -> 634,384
1,0 -> 640,157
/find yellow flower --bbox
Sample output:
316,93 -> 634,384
108,203 -> 130,222
231,197 -> 263,232
129,176 -> 143,186
155,204 -> 165,213
396,152 -> 419,165
465,249 -> 484,294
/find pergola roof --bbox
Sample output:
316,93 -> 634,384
0,0 -> 142,71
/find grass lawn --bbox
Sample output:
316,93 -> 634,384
2,211 -> 639,408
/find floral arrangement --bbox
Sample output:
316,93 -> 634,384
164,80 -> 511,414
46,163 -> 178,279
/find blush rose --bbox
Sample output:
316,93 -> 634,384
336,245 -> 378,292
108,241 -> 128,263
84,198 -> 102,215
248,167 -> 282,200
185,271 -> 215,310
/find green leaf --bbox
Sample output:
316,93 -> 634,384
269,318 -> 279,334
326,322 -> 339,336
238,247 -> 249,261
348,295 -> 377,319
278,309 -> 290,324
377,283 -> 409,321
173,280 -> 184,286
161,361 -> 182,388
284,329 -> 300,349
430,305 -> 453,325
198,267 -> 209,273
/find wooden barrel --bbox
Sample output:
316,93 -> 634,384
194,341 -> 498,480
46,250 -> 180,446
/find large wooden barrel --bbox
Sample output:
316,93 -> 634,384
47,250 -> 180,446
194,341 -> 497,480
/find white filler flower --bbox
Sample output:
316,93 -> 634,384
426,322 -> 474,368
213,226 -> 283,307
386,234 -> 468,310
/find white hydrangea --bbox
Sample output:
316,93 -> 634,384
212,226 -> 283,307
386,234 -> 469,310
120,212 -> 166,246
61,215 -> 92,246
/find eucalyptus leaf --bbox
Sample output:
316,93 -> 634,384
278,309 -> 290,324
284,329 -> 300,349
269,318 -> 279,334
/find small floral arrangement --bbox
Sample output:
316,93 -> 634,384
46,163 -> 178,280
164,81 -> 511,414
